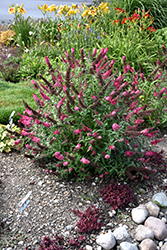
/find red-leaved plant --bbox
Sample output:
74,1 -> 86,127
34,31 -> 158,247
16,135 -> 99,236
25,234 -> 85,250
99,181 -> 133,210
72,205 -> 103,233
15,47 -> 167,180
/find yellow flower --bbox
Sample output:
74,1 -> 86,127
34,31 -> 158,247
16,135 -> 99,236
41,3 -> 49,13
72,3 -> 78,9
88,9 -> 96,17
48,4 -> 57,12
67,9 -> 77,16
8,7 -> 15,14
19,4 -> 26,15
82,9 -> 89,18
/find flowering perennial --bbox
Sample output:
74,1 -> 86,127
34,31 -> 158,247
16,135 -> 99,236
16,47 -> 167,180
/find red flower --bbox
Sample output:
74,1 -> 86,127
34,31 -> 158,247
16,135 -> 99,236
147,26 -> 156,32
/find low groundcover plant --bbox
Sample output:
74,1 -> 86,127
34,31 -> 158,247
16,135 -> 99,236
14,47 -> 167,181
99,181 -> 133,210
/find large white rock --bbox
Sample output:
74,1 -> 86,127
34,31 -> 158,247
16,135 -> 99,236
131,205 -> 149,224
120,242 -> 138,250
152,192 -> 167,207
144,216 -> 167,240
139,238 -> 157,250
96,232 -> 116,250
135,225 -> 154,241
113,226 -> 131,244
161,243 -> 167,250
145,200 -> 160,217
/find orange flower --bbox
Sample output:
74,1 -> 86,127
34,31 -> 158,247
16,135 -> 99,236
114,19 -> 121,23
121,17 -> 127,24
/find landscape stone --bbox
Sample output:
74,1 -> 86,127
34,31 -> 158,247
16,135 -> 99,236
131,205 -> 149,224
145,201 -> 160,217
113,226 -> 131,244
119,241 -> 138,250
152,192 -> 167,207
139,238 -> 157,250
161,243 -> 167,250
96,232 -> 116,250
85,245 -> 93,250
144,216 -> 167,240
135,225 -> 154,241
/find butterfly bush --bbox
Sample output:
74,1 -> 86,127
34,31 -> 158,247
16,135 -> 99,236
16,47 -> 167,180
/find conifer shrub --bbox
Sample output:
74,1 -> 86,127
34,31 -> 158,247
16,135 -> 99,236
15,47 -> 167,180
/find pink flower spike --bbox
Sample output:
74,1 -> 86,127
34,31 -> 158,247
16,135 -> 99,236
92,151 -> 96,155
74,106 -> 80,111
80,157 -> 90,164
140,128 -> 149,135
112,123 -> 120,131
75,143 -> 81,149
40,91 -> 50,101
57,154 -> 64,160
88,146 -> 93,151
81,168 -> 85,171
91,95 -> 96,100
125,151 -> 134,157
105,172 -> 109,175
45,169 -> 49,173
50,170 -> 53,173
55,164 -> 60,167
150,139 -> 164,145
54,130 -> 60,135
69,167 -> 73,172
74,129 -> 82,134
81,124 -> 92,132
45,56 -> 52,69
14,139 -> 21,145
71,47 -> 75,56
105,154 -> 110,159
32,137 -> 41,143
63,161 -> 69,166
54,151 -> 60,157
26,144 -> 32,149
109,145 -> 115,150
94,117 -> 103,126
97,136 -> 102,140
99,174 -> 103,178
35,119 -> 41,124
57,96 -> 66,108
42,122 -> 52,127
145,151 -> 155,156
134,119 -> 144,125
92,48 -> 97,57
63,85 -> 67,92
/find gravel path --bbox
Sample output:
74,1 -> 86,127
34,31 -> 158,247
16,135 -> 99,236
1,140 -> 167,250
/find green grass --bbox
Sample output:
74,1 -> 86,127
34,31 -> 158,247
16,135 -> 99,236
0,80 -> 39,125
